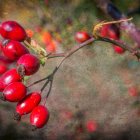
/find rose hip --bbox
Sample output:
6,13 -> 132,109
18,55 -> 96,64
2,82 -> 27,102
0,21 -> 27,41
15,92 -> 41,120
100,24 -> 120,40
2,40 -> 29,61
86,120 -> 97,133
17,54 -> 40,76
75,31 -> 91,43
30,105 -> 49,129
113,45 -> 125,54
0,68 -> 22,91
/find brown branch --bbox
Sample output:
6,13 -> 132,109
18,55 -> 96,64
97,36 -> 140,59
28,35 -> 140,95
48,37 -> 95,59
28,37 -> 95,87
31,36 -> 140,89
47,36 -> 140,61
47,53 -> 65,59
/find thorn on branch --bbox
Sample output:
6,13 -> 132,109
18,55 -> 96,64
93,18 -> 133,39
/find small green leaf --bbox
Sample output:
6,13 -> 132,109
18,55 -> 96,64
40,58 -> 46,66
23,76 -> 30,84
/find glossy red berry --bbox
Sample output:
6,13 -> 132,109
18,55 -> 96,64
75,31 -> 91,43
0,21 -> 27,41
15,92 -> 41,120
0,61 -> 7,75
2,82 -> 27,102
0,68 -> 22,91
113,45 -> 125,54
2,40 -> 29,61
30,105 -> 49,129
17,54 -> 40,76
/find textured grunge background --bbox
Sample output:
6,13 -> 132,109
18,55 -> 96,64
0,0 -> 140,140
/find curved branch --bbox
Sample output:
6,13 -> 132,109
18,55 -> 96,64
28,35 -> 140,95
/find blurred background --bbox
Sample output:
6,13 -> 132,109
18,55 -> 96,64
0,0 -> 140,140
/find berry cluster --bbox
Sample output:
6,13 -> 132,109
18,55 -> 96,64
0,21 -> 49,130
100,24 -> 125,54
74,27 -> 124,54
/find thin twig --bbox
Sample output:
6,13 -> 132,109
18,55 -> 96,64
28,36 -> 140,88
27,77 -> 48,88
28,35 -> 140,100
97,36 -> 140,59
40,80 -> 50,93
43,79 -> 53,105
47,53 -> 65,59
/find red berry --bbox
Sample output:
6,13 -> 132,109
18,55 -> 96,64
30,105 -> 49,129
108,24 -> 120,40
0,68 -> 22,91
0,55 -> 13,64
113,45 -> 125,54
100,24 -> 120,40
0,21 -> 27,41
75,31 -> 91,43
2,82 -> 27,102
46,40 -> 56,53
86,120 -> 97,133
17,54 -> 40,76
15,92 -> 41,120
2,40 -> 29,61
0,61 -> 7,75
128,87 -> 138,97
100,24 -> 109,37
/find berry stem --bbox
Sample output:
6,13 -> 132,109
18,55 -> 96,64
40,67 -> 57,93
27,77 -> 48,88
43,79 -> 53,106
47,53 -> 65,59
24,39 -> 47,58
